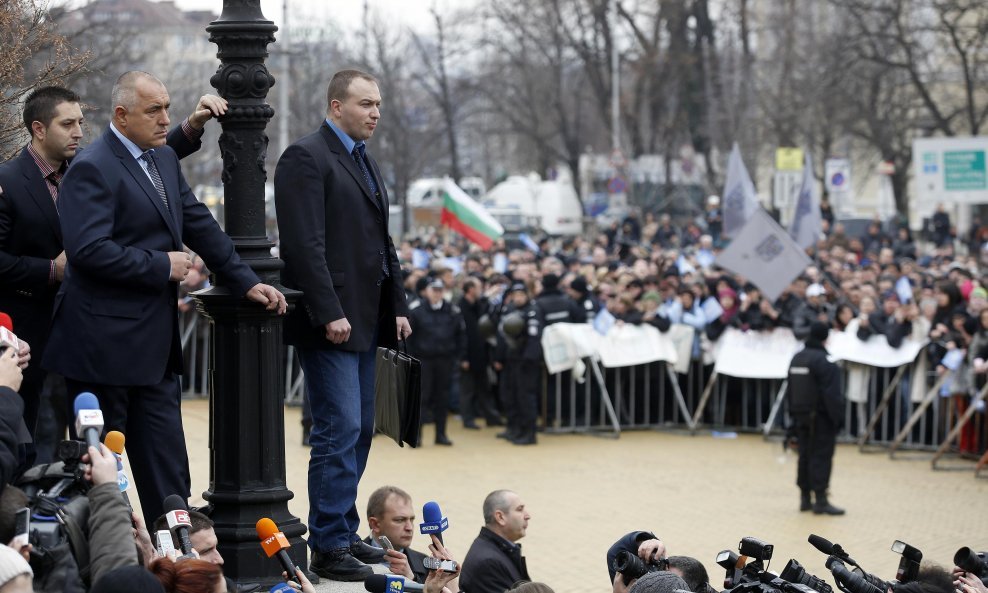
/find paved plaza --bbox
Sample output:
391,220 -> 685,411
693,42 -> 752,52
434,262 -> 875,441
170,400 -> 987,593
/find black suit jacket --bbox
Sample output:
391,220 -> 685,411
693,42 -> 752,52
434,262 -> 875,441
0,127 -> 201,357
41,128 -> 257,386
274,123 -> 407,352
361,535 -> 429,583
459,527 -> 530,593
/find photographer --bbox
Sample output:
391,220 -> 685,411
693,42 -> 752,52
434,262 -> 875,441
0,348 -> 29,487
83,442 -> 139,584
606,531 -> 666,583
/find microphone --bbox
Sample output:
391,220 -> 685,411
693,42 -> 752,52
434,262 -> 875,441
419,501 -> 449,545
364,574 -> 424,593
256,518 -> 300,584
103,431 -> 132,509
269,585 -> 294,593
0,313 -> 20,355
808,534 -> 858,567
73,393 -> 104,449
163,495 -> 194,557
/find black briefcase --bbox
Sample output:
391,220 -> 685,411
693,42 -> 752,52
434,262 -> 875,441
374,340 -> 422,448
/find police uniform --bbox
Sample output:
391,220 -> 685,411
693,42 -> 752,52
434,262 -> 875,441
786,322 -> 845,515
408,284 -> 466,445
495,286 -> 543,445
534,275 -> 586,425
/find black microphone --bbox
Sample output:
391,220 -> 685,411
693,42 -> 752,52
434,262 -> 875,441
809,534 -> 858,566
73,392 -> 104,449
163,495 -> 194,556
364,574 -> 424,593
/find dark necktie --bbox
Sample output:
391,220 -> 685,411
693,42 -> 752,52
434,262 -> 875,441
47,171 -> 62,188
139,151 -> 169,210
351,144 -> 379,196
350,145 -> 390,279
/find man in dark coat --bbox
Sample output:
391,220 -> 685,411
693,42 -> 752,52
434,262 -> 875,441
42,71 -> 286,530
274,69 -> 409,581
786,322 -> 846,515
408,279 -> 465,446
457,277 -> 500,429
0,85 -> 218,464
459,490 -> 531,593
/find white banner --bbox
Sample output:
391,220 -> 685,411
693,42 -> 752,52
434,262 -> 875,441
713,328 -> 802,379
541,323 -> 678,373
826,321 -> 927,368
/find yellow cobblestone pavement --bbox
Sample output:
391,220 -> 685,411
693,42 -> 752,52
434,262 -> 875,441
165,400 -> 988,593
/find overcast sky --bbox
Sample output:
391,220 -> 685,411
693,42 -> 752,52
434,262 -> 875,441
162,0 -> 449,33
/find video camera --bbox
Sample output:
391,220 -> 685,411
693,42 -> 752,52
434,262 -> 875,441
612,549 -> 669,587
715,536 -> 831,593
807,534 -> 922,593
954,547 -> 988,586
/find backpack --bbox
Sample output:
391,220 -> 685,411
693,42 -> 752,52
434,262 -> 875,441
16,454 -> 92,593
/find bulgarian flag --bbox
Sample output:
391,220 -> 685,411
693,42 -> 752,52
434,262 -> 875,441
440,178 -> 504,249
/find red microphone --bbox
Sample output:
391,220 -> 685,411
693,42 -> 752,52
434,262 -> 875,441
256,518 -> 300,583
0,313 -> 20,353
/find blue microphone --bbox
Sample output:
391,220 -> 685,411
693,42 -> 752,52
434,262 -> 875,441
73,392 -> 104,449
364,574 -> 424,592
269,584 -> 294,593
419,501 -> 449,545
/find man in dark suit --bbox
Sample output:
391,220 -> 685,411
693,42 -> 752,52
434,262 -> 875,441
363,486 -> 428,583
0,86 -> 221,464
459,490 -> 532,593
41,71 -> 286,528
274,69 -> 410,581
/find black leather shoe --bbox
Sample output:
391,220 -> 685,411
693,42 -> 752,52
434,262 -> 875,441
800,491 -> 812,512
310,549 -> 373,582
463,422 -> 480,430
511,434 -> 537,445
350,540 -> 386,564
435,435 -> 453,446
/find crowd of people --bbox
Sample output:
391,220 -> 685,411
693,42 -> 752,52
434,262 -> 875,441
0,56 -> 985,593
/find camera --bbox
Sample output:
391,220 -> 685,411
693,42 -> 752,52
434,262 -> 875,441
717,536 -> 831,593
891,540 -> 922,583
954,547 -> 988,586
780,559 -> 832,593
613,549 -> 669,586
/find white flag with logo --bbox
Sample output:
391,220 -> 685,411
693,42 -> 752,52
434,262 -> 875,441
788,151 -> 823,249
715,208 -> 811,302
722,143 -> 759,238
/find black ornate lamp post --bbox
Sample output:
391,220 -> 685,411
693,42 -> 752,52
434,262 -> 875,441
191,1 -> 307,586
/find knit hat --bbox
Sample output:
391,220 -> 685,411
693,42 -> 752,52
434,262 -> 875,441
91,565 -> 165,593
809,321 -> 830,344
628,570 -> 690,593
570,277 -> 589,295
0,545 -> 31,588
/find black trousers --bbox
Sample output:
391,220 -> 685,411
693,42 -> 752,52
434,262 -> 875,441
501,359 -> 540,437
460,368 -> 497,424
420,356 -> 454,440
66,375 -> 191,529
795,415 -> 837,494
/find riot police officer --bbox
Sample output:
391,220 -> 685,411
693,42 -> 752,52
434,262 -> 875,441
494,283 -> 543,445
786,321 -> 846,515
408,279 -> 466,446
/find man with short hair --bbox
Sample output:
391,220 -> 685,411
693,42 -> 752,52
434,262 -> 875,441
42,71 -> 287,529
274,69 -> 410,581
0,85 -> 227,465
459,489 -> 531,593
153,509 -> 223,565
363,486 -> 427,583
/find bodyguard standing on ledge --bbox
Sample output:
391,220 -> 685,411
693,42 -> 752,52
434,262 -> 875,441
274,69 -> 410,581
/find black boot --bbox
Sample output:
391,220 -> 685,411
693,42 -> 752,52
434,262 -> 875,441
800,490 -> 812,512
813,491 -> 845,515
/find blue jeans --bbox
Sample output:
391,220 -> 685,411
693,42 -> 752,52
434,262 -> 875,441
298,345 -> 377,551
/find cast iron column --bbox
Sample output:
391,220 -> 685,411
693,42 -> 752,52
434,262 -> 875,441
191,1 -> 306,586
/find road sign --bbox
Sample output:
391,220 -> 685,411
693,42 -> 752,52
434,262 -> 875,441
607,176 -> 627,194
